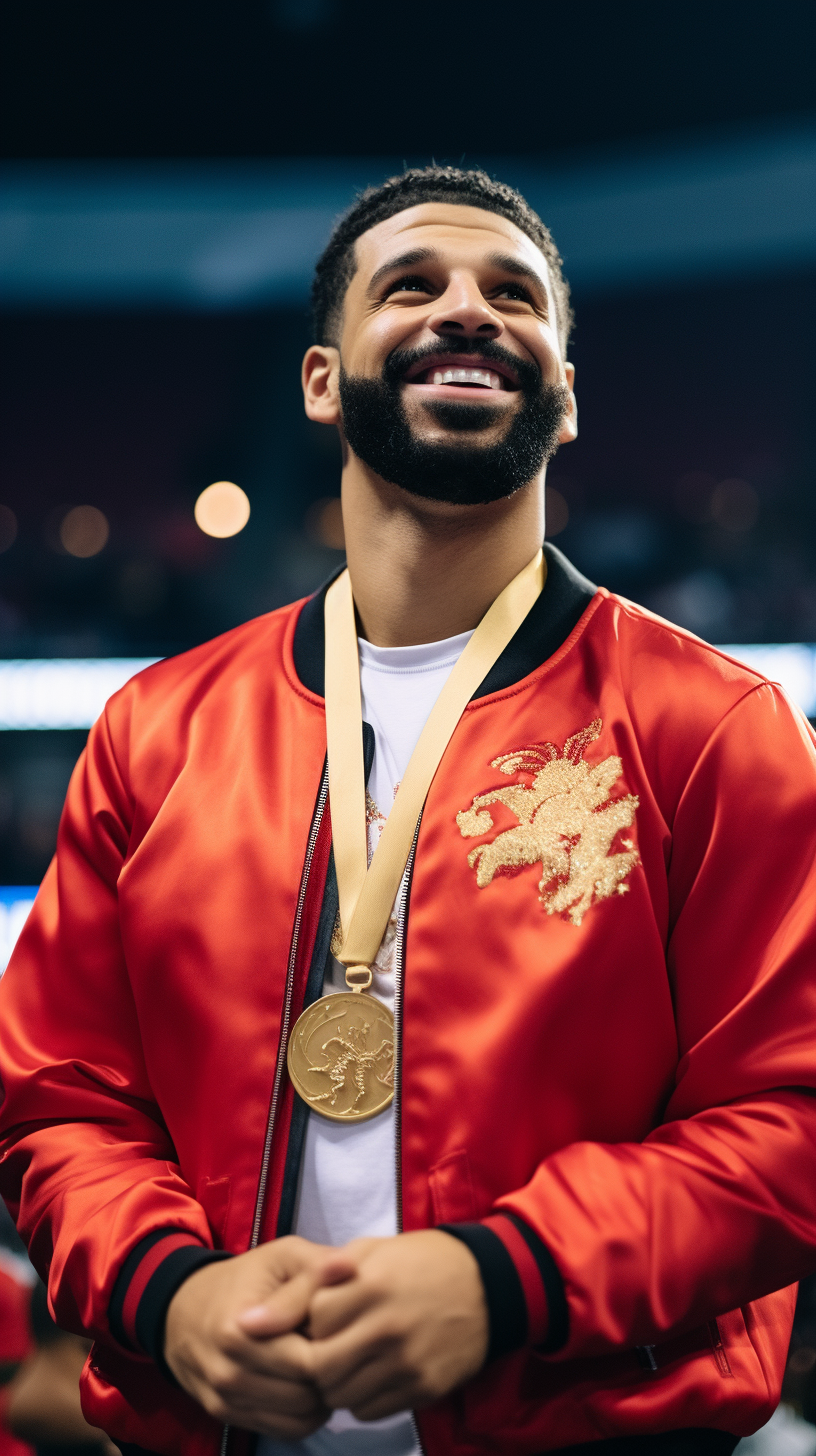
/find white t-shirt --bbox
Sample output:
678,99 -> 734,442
258,628 -> 473,1456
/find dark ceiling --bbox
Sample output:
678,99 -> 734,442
3,0 -> 815,162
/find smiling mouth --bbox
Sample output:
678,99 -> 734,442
416,366 -> 505,391
402,354 -> 520,393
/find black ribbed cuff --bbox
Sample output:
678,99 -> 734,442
441,1214 -> 569,1359
440,1222 -> 528,1361
109,1227 -> 232,1378
501,1210 -> 569,1354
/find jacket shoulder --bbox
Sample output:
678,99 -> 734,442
106,599 -> 304,724
593,589 -> 779,705
89,601 -> 310,809
577,590 -> 816,785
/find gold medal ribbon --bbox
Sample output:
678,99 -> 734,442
287,547 -> 546,1121
326,547 -> 546,984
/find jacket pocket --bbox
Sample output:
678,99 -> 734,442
708,1317 -> 734,1377
429,1149 -> 477,1224
635,1321 -> 734,1378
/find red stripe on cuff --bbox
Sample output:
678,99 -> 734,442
482,1214 -> 549,1345
120,1233 -> 204,1350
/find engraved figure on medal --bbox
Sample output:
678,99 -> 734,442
287,994 -> 394,1122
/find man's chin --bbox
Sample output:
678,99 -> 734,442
411,397 -> 514,436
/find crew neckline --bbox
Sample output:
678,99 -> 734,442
357,628 -> 475,675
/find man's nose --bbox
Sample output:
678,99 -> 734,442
425,276 -> 502,339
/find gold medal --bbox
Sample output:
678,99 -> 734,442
288,552 -> 545,1123
287,991 -> 394,1122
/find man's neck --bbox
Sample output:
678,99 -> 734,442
340,461 -> 546,648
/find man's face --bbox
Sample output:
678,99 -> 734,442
307,202 -> 576,505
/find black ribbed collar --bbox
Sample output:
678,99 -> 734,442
291,542 -> 597,700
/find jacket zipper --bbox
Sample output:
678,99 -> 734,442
220,763 -> 330,1456
250,761 -> 329,1250
393,826 -> 418,1234
393,825 -> 426,1455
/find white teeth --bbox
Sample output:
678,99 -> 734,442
429,367 -> 503,390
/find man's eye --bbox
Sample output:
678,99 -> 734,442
385,276 -> 432,297
496,282 -> 533,302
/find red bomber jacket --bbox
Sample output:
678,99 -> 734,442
2,545 -> 816,1456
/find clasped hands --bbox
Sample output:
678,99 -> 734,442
164,1231 -> 489,1441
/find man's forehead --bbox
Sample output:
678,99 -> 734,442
354,202 -> 551,286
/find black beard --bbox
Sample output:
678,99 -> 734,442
338,340 -> 570,506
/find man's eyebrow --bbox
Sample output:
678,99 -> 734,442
366,248 -> 439,294
486,252 -> 549,297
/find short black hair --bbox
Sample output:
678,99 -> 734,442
311,165 -> 573,354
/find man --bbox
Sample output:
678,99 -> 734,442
1,165 -> 816,1456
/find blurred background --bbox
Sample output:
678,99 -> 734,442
0,2 -> 815,1448
1,0 -> 816,891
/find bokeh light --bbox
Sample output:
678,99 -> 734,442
194,481 -> 250,538
0,506 -> 18,553
710,478 -> 760,532
59,505 -> 109,558
305,497 -> 345,551
545,486 -> 569,538
673,473 -> 760,533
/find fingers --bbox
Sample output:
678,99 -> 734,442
303,1229 -> 490,1418
172,1329 -> 312,1406
274,1237 -> 358,1288
208,1363 -> 321,1419
181,1334 -> 330,1440
342,1373 -> 414,1423
304,1237 -> 386,1338
162,1237 -> 362,1441
316,1251 -> 360,1286
308,1314 -> 386,1396
312,1333 -> 413,1421
205,1384 -> 328,1445
225,1329 -> 316,1383
308,1276 -> 372,1339
163,1231 -> 487,1437
239,1250 -> 357,1338
238,1270 -> 315,1338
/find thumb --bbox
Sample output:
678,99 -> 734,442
238,1255 -> 355,1338
238,1269 -> 315,1338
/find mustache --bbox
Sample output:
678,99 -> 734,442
382,338 -> 542,394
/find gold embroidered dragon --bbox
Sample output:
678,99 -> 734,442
456,719 -> 639,925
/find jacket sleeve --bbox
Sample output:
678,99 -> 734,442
0,699 -> 219,1354
450,681 -> 816,1359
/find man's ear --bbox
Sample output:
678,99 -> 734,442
558,362 -> 578,444
302,345 -> 341,425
